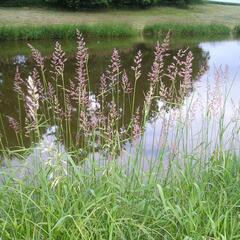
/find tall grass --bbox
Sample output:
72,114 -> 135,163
0,22 -> 235,41
1,31 -> 240,238
1,153 -> 240,239
0,24 -> 137,40
143,23 -> 231,37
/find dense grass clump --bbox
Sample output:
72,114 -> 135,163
143,23 -> 231,37
0,23 -> 233,41
1,153 -> 240,239
0,24 -> 137,40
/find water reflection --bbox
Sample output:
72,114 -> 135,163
0,36 -> 240,172
0,38 -> 209,154
0,126 -> 68,181
1,37 -> 240,172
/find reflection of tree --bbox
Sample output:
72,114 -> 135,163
0,40 -> 209,151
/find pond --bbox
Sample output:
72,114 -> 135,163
1,35 -> 240,174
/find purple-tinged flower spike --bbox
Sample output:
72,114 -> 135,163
107,48 -> 121,85
145,83 -> 155,107
89,112 -> 99,130
132,107 -> 141,141
159,82 -> 169,102
68,80 -> 77,100
79,111 -> 90,136
31,68 -> 44,101
131,50 -> 142,81
178,50 -> 194,93
47,82 -> 56,101
108,100 -> 119,121
53,95 -> 64,121
13,66 -> 24,97
64,93 -> 73,121
148,34 -> 170,85
100,73 -> 107,93
51,41 -> 67,78
121,70 -> 132,94
6,116 -> 20,133
208,67 -> 223,115
28,44 -> 44,68
75,30 -> 88,88
166,48 -> 188,84
25,76 -> 39,122
111,48 -> 121,73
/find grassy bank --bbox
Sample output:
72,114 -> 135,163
1,4 -> 240,29
0,24 -> 137,40
0,4 -> 240,40
0,22 -> 236,40
1,153 -> 240,239
143,23 -> 231,37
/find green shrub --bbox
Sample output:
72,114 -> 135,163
60,0 -> 109,9
0,0 -> 202,8
0,0 -> 44,7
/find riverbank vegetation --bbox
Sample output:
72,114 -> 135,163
143,23 -> 231,37
0,22 -> 238,40
1,32 -> 240,238
1,4 -> 240,29
0,3 -> 240,40
0,24 -> 136,40
1,153 -> 240,239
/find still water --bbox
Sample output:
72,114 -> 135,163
0,36 -> 240,174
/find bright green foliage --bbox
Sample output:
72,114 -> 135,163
1,153 -> 240,239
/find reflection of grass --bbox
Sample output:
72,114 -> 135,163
143,23 -> 231,37
0,34 -> 231,60
0,24 -> 137,40
0,37 -> 144,58
233,24 -> 240,35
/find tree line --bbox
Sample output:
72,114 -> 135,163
1,0 -> 202,8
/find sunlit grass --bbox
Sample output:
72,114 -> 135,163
1,151 -> 240,239
1,4 -> 240,29
143,23 -> 231,37
0,24 -> 137,40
